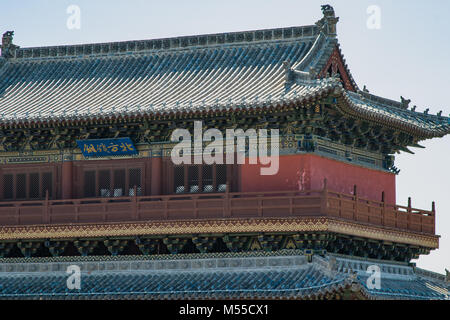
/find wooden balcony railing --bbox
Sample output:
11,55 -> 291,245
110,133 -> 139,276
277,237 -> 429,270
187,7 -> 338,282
0,181 -> 435,235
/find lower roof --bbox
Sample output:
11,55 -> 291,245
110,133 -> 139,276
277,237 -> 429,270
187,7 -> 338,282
0,251 -> 448,300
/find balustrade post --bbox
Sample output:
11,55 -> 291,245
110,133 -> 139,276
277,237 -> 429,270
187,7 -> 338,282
224,184 -> 231,218
407,197 -> 412,231
16,203 -> 20,225
43,190 -> 49,224
164,197 -> 168,219
338,193 -> 342,218
133,185 -> 138,220
194,195 -> 198,218
432,201 -> 436,234
353,185 -> 358,221
321,178 -> 328,216
74,200 -> 79,223
258,194 -> 263,217
102,198 -> 107,222
395,205 -> 398,229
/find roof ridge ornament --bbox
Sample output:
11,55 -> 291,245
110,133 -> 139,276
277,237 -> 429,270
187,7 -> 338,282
283,59 -> 293,82
400,96 -> 411,110
1,31 -> 19,58
315,5 -> 339,37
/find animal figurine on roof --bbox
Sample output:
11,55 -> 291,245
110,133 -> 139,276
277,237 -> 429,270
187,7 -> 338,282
400,96 -> 411,109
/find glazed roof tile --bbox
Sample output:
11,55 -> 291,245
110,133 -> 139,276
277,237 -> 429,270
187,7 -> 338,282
0,8 -> 448,139
0,34 -> 317,120
343,90 -> 450,137
0,253 -> 448,300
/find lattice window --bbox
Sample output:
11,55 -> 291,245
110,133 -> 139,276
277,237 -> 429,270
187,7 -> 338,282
174,166 -> 185,194
83,167 -> 143,198
202,165 -> 213,193
84,171 -> 96,197
188,165 -> 199,193
128,168 -> 142,196
2,172 -> 53,200
42,172 -> 53,198
113,169 -> 125,197
29,173 -> 39,199
98,170 -> 111,197
216,164 -> 227,192
3,174 -> 13,200
172,164 -> 229,194
16,174 -> 26,199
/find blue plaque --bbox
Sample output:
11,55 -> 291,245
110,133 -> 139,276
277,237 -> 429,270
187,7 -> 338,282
76,138 -> 138,157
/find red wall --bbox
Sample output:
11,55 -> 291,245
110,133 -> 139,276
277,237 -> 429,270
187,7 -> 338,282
240,154 -> 396,204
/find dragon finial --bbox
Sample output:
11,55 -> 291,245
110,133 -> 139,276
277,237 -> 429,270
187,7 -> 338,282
1,31 -> 18,58
321,4 -> 335,16
316,5 -> 339,36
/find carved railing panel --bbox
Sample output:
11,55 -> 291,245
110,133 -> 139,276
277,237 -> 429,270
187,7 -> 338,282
0,188 -> 435,235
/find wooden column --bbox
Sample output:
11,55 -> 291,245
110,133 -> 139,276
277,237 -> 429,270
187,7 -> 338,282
151,155 -> 162,196
61,160 -> 73,199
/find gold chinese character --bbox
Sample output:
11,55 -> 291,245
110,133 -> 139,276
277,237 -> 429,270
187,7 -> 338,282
126,143 -> 135,151
119,142 -> 128,152
84,144 -> 96,153
107,143 -> 119,153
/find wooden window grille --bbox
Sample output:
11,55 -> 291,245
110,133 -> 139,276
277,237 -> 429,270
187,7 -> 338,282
128,168 -> 142,196
216,164 -> 227,192
42,172 -> 53,198
174,166 -> 185,194
84,171 -> 96,198
83,167 -> 143,198
172,164 -> 229,194
98,170 -> 111,197
29,173 -> 39,199
188,165 -> 199,193
2,172 -> 53,200
202,165 -> 213,193
113,169 -> 125,197
16,174 -> 27,199
3,174 -> 13,200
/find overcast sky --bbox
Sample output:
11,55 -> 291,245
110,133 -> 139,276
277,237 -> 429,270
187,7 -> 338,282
1,0 -> 449,273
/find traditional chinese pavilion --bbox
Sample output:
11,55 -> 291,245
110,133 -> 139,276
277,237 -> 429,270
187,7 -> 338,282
0,5 -> 448,300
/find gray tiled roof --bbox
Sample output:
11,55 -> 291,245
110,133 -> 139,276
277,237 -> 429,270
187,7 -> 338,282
0,27 -> 319,121
0,22 -> 448,138
0,253 -> 448,300
342,90 -> 450,137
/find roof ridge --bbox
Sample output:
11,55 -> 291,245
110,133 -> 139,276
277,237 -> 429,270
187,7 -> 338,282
10,25 -> 319,60
354,90 -> 450,121
415,267 -> 448,282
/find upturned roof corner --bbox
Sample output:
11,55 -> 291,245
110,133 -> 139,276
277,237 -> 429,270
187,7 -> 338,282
315,4 -> 339,37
